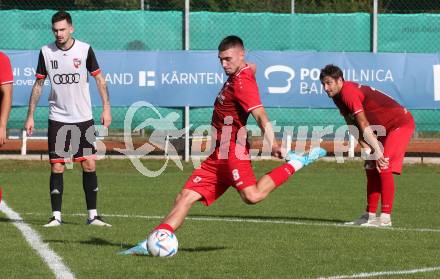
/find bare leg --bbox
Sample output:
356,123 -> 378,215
51,162 -> 65,173
80,158 -> 96,172
238,174 -> 276,205
160,189 -> 203,231
237,150 -> 316,204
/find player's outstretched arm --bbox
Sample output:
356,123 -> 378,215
251,107 -> 282,159
94,73 -> 111,128
0,83 -> 12,146
24,78 -> 44,136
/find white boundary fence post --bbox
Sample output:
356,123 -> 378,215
21,129 -> 27,155
183,0 -> 190,162
286,134 -> 292,152
184,0 -> 190,51
348,132 -> 355,158
346,0 -> 379,158
184,105 -> 190,162
372,0 -> 378,53
291,0 -> 295,14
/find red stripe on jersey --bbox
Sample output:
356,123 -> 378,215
90,69 -> 101,76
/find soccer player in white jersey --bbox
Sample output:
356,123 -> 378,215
24,11 -> 112,227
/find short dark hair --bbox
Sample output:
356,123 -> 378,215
52,11 -> 72,25
319,64 -> 344,82
218,35 -> 244,51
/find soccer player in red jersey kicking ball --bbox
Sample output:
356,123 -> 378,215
24,11 -> 112,227
0,51 -> 14,204
121,36 -> 326,255
320,64 -> 415,227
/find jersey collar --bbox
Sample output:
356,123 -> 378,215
235,64 -> 250,77
55,38 -> 76,51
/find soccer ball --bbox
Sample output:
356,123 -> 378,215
147,229 -> 178,257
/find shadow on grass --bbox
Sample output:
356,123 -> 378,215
46,237 -> 226,255
46,237 -> 133,249
188,214 -> 347,224
0,217 -> 79,225
0,217 -> 19,223
179,246 -> 226,253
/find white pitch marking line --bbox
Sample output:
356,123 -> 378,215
0,201 -> 75,279
23,212 -> 440,234
315,266 -> 440,279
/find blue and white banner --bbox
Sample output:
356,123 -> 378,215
7,50 -> 440,109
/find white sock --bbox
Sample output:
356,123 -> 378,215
53,211 -> 61,221
288,160 -> 303,172
88,209 -> 97,220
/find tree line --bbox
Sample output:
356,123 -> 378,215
1,0 -> 439,13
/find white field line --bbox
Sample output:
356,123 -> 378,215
315,266 -> 440,279
23,212 -> 440,234
0,201 -> 75,279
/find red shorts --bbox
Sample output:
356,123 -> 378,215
379,117 -> 415,174
183,156 -> 256,206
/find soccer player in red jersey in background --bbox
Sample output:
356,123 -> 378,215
121,36 -> 326,255
0,51 -> 14,204
320,64 -> 415,227
0,52 -> 13,147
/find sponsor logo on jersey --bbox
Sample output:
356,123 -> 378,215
73,58 -> 81,69
53,73 -> 80,84
216,92 -> 225,105
216,82 -> 228,105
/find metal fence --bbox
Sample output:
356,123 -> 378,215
2,0 -> 439,156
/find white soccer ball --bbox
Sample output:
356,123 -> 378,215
147,229 -> 178,257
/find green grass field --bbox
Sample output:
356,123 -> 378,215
1,159 -> 440,279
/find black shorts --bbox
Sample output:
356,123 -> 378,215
48,119 -> 97,163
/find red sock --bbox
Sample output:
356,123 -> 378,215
154,223 -> 175,233
366,169 -> 381,213
267,163 -> 295,187
380,171 -> 395,214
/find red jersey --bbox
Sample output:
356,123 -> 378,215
211,65 -> 263,159
0,52 -> 13,85
333,81 -> 412,132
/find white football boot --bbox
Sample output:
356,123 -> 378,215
43,217 -> 62,227
87,216 -> 112,227
360,213 -> 392,227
